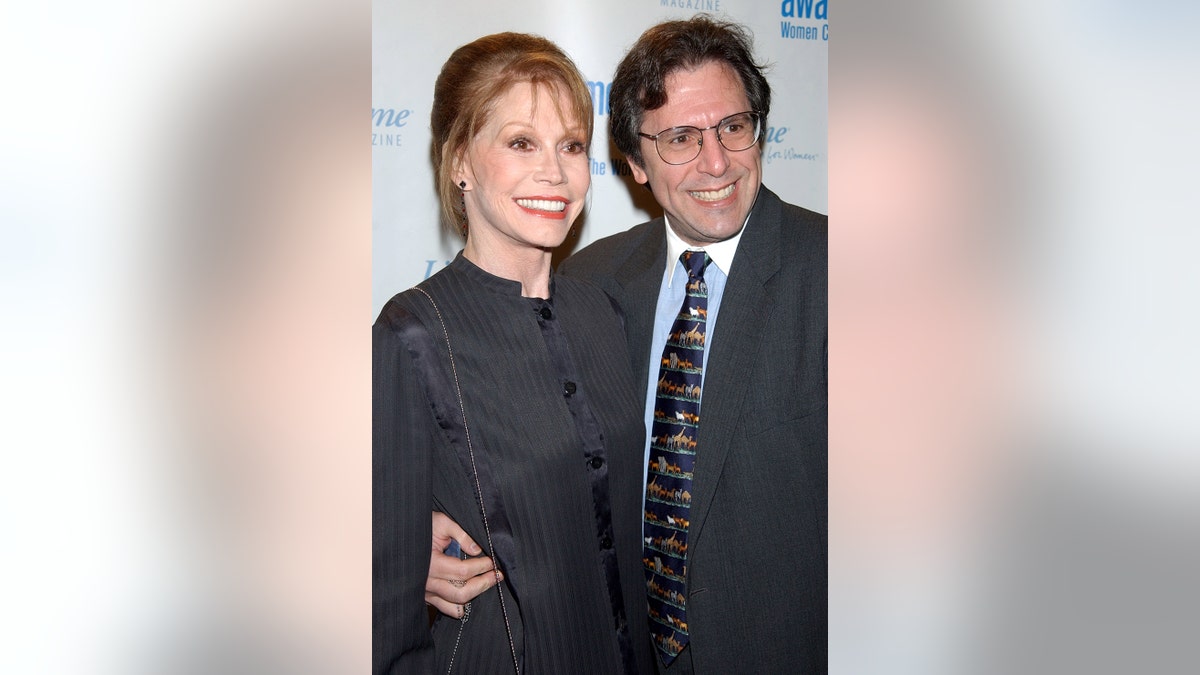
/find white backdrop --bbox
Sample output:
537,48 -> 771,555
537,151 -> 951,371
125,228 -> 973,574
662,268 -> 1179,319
373,0 -> 827,316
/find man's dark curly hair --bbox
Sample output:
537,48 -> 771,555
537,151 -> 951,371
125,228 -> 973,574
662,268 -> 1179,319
609,15 -> 771,167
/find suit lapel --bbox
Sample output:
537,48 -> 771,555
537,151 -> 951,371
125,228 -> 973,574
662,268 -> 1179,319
612,222 -> 668,401
688,188 -> 783,546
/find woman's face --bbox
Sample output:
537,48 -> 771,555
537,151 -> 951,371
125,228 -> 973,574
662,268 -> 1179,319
459,81 -> 590,251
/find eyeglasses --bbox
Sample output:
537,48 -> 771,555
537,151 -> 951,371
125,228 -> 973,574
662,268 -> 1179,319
637,111 -> 763,165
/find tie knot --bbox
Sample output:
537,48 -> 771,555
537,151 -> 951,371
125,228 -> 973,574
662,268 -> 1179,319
681,250 -> 709,279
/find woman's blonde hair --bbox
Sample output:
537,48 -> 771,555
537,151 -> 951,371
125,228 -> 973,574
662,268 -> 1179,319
431,32 -> 594,234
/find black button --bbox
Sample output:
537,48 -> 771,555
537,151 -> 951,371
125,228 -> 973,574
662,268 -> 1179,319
538,307 -> 553,320
601,535 -> 612,549
589,456 -> 603,469
563,381 -> 577,396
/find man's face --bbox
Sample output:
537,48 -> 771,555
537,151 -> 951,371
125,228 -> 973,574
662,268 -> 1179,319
630,60 -> 763,246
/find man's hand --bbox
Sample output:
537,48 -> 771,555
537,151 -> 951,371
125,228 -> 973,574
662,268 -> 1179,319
426,511 -> 502,618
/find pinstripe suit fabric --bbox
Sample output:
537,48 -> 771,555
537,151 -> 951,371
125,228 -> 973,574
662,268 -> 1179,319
374,254 -> 654,674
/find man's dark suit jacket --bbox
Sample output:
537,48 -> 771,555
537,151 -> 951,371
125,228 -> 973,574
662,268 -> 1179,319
559,186 -> 827,673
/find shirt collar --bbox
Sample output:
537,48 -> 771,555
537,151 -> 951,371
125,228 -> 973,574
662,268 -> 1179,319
662,212 -> 748,287
449,251 -> 555,299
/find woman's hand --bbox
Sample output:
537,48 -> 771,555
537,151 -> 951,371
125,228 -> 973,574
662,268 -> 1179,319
426,511 -> 503,618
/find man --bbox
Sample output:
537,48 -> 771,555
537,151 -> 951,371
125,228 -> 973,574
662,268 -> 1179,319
427,16 -> 826,673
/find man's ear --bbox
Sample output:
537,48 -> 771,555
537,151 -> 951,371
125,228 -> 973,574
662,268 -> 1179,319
629,158 -> 649,185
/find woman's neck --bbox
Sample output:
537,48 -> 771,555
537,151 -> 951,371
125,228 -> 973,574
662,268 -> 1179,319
462,236 -> 553,299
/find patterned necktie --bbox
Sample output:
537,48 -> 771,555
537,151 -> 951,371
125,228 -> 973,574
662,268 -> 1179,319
645,250 -> 709,664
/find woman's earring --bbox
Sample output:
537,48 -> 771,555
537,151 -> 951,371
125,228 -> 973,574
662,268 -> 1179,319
459,181 -> 466,189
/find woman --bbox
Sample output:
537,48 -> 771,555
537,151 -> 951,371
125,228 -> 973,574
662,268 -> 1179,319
373,33 -> 652,674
